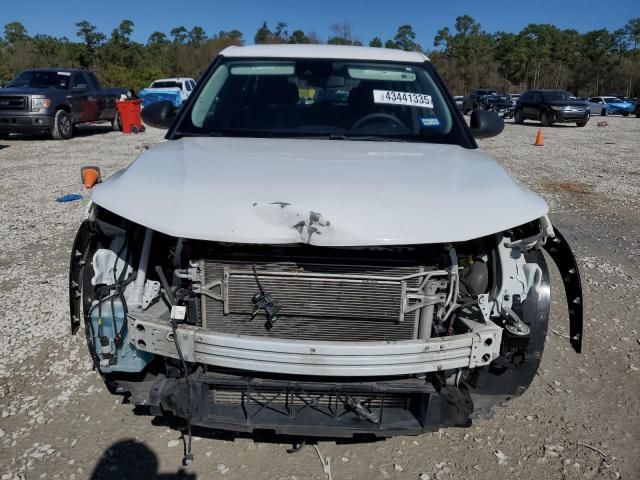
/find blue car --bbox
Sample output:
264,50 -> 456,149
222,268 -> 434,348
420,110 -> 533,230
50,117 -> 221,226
588,96 -> 634,116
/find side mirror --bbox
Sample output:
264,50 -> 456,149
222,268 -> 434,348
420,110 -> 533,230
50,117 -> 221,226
73,84 -> 88,92
470,109 -> 504,139
141,100 -> 177,129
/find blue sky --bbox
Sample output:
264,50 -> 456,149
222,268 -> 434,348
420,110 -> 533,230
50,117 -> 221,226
2,0 -> 638,48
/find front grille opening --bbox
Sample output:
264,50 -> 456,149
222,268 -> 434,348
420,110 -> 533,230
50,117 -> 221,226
199,256 -> 428,341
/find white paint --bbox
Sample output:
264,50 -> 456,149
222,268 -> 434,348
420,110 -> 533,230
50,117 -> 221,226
220,44 -> 430,63
90,137 -> 549,246
130,316 -> 502,377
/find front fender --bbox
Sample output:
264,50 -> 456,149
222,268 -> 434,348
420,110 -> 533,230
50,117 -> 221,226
68,220 -> 95,334
543,227 -> 583,353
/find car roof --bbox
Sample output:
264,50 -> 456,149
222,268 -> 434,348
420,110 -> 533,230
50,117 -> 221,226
220,44 -> 429,63
152,78 -> 193,82
23,68 -> 87,73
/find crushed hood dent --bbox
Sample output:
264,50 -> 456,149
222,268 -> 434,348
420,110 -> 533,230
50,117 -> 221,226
90,137 -> 548,246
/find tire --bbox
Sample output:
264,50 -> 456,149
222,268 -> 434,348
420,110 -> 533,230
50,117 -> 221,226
111,112 -> 121,131
51,110 -> 74,140
636,108 -> 640,118
514,109 -> 524,124
540,111 -> 550,127
600,108 -> 607,117
576,121 -> 587,127
622,111 -> 629,117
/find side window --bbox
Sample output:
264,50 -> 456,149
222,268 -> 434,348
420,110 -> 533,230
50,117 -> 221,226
190,80 -> 196,90
71,73 -> 89,89
185,81 -> 192,92
86,73 -> 101,90
591,98 -> 601,103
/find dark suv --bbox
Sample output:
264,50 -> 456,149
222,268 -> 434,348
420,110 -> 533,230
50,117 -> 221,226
514,90 -> 589,127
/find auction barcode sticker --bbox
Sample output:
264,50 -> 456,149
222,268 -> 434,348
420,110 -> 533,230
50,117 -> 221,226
373,90 -> 433,108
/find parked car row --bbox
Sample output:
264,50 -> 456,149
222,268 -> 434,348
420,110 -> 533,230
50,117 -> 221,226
0,70 -> 197,139
457,88 -> 639,125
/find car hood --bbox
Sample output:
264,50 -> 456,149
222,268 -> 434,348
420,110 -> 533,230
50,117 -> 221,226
90,137 -> 549,246
606,101 -> 633,109
0,87 -> 58,95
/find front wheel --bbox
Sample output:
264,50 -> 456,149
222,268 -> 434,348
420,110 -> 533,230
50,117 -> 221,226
622,111 -> 629,117
540,111 -> 551,127
576,121 -> 587,127
600,108 -> 607,117
51,110 -> 74,140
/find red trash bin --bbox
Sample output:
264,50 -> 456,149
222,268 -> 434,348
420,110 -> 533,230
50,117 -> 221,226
116,99 -> 145,134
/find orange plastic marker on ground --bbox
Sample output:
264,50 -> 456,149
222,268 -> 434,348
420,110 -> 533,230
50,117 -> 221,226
534,128 -> 544,146
81,166 -> 101,189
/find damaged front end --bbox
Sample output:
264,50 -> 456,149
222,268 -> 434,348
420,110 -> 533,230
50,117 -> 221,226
69,205 -> 582,438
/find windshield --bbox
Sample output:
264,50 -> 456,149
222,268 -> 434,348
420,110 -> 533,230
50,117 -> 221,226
174,58 -> 470,146
151,81 -> 182,89
603,97 -> 623,103
542,91 -> 574,102
7,70 -> 71,89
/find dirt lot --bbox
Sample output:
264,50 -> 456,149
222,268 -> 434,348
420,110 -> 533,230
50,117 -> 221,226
0,116 -> 638,480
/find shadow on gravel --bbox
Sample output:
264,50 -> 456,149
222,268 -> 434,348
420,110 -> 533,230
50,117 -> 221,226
0,125 -> 115,141
508,121 -> 584,128
89,439 -> 196,480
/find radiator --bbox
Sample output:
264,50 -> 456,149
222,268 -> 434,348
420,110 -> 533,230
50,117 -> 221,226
199,257 -> 426,341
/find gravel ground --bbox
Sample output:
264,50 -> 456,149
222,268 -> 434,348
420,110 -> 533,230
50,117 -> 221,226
0,116 -> 638,480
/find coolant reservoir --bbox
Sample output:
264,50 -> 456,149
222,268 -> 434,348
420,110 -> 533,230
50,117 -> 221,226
89,297 -> 153,373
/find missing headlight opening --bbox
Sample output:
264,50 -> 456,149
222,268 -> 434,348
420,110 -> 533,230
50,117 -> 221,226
68,46 -> 583,462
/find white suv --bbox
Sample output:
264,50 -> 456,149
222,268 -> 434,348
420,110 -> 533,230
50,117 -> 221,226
70,45 -> 582,462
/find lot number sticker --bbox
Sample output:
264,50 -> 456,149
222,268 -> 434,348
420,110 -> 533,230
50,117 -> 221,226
373,90 -> 433,108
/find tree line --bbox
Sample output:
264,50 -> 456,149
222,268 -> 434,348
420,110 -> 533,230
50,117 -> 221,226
0,16 -> 638,96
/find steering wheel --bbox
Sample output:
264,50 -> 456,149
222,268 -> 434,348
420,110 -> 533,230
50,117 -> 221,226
351,112 -> 409,132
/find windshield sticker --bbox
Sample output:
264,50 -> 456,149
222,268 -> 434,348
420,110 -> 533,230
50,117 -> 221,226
373,90 -> 433,108
57,71 -> 71,76
421,118 -> 440,127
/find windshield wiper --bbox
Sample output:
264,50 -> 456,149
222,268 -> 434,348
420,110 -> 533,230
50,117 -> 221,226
173,131 -> 223,138
330,134 -> 413,142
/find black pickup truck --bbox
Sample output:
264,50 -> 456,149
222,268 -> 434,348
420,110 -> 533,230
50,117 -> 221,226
461,89 -> 514,118
0,68 -> 124,139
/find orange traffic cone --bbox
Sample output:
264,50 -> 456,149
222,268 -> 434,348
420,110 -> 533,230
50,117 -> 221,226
534,128 -> 544,146
81,166 -> 101,189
